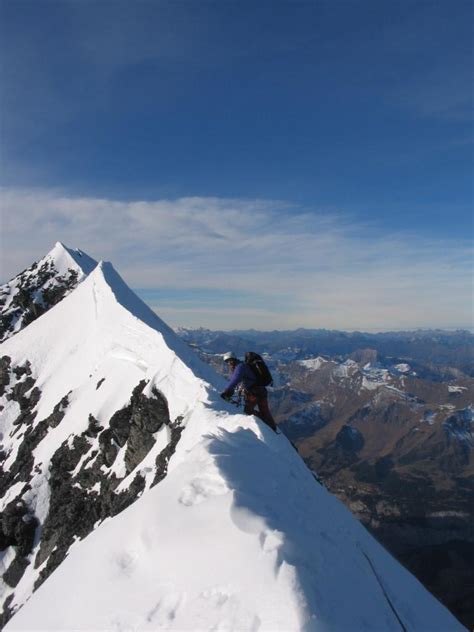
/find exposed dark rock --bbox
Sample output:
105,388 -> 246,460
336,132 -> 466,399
42,269 -> 78,306
133,385 -> 169,434
85,414 -> 104,438
9,377 -> 36,408
124,386 -> 170,473
34,486 -> 102,576
109,408 -> 131,447
96,378 -> 105,390
0,595 -> 15,630
35,434 -> 98,570
3,555 -> 30,588
12,408 -> 38,427
125,423 -> 157,474
44,393 -> 70,428
1,260 -> 81,341
0,419 -> 48,497
0,355 -> 11,396
28,387 -> 41,410
109,380 -> 147,446
0,500 -> 38,556
50,435 -> 91,478
152,417 -> 184,487
13,361 -> 32,380
4,367 -> 42,429
112,473 -> 146,516
34,384 -> 176,590
107,381 -> 170,473
3,378 -> 185,629
0,449 -> 6,472
98,428 -> 119,467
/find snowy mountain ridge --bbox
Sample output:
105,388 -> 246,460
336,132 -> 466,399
0,246 -> 465,630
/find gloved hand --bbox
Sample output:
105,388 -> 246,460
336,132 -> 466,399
220,391 -> 231,401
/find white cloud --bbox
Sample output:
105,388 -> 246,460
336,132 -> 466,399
1,187 -> 472,330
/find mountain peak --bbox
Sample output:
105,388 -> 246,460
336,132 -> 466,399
0,243 -> 97,341
46,241 -> 97,276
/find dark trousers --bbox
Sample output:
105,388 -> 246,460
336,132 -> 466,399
244,391 -> 277,432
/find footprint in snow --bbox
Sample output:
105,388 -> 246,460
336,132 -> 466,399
179,475 -> 229,506
146,593 -> 184,624
114,550 -> 138,578
200,587 -> 231,608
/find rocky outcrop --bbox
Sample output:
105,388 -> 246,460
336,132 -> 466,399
0,358 -> 187,627
33,382 -> 177,591
0,500 -> 38,591
0,356 -> 11,397
43,394 -> 70,428
153,417 -> 184,487
124,382 -> 170,473
0,260 -> 80,341
0,501 -> 38,559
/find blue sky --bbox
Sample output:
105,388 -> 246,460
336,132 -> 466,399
0,0 -> 472,330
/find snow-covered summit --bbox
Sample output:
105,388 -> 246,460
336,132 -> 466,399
0,258 -> 222,456
45,241 -> 97,277
0,255 -> 465,630
0,242 -> 98,341
298,357 -> 328,371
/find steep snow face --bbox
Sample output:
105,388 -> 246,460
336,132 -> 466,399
0,242 -> 97,341
0,261 -> 222,625
5,409 -> 464,631
1,260 -> 217,426
0,261 -> 464,631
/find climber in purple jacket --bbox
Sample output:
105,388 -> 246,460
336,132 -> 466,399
220,352 -> 277,432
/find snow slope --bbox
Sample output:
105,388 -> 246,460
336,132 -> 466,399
0,242 -> 97,341
1,260 -> 216,431
1,261 -> 464,631
0,261 -> 221,624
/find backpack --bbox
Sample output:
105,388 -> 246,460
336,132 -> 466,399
245,352 -> 273,387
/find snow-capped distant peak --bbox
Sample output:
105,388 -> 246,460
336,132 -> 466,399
394,363 -> 411,373
297,356 -> 327,371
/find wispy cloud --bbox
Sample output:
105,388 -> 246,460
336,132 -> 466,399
1,188 -> 472,330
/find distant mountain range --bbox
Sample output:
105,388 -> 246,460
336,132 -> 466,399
176,326 -> 474,377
